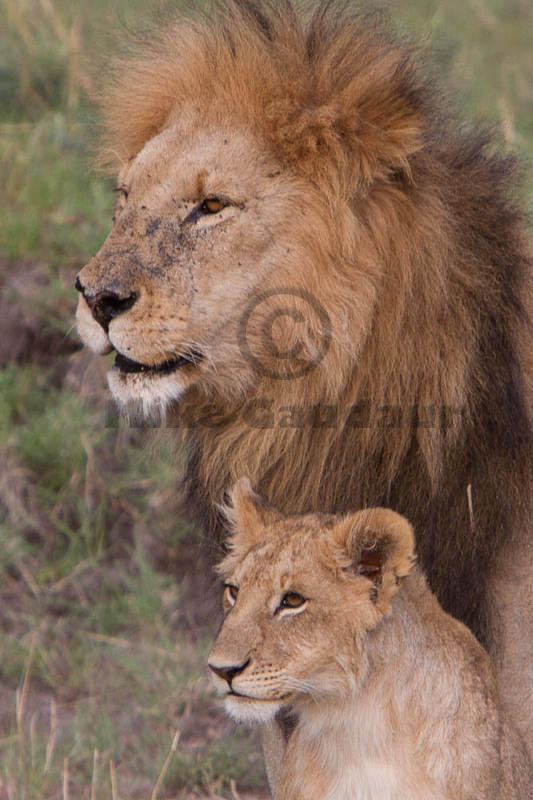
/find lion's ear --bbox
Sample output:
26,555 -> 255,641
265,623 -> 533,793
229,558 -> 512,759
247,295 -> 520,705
220,477 -> 283,555
333,508 -> 416,612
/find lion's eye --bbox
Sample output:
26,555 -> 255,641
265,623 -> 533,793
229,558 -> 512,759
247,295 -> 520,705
280,592 -> 306,610
112,186 -> 129,224
224,584 -> 239,605
200,197 -> 225,215
113,186 -> 129,201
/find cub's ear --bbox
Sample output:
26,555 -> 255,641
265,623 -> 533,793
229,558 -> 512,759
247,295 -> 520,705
219,477 -> 283,558
333,508 -> 416,612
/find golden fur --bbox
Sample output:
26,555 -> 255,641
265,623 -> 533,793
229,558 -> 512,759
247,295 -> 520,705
75,1 -> 532,750
209,479 -> 532,800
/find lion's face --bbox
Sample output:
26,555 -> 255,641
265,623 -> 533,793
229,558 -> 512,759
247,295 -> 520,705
76,119 -> 349,415
209,523 -> 374,724
208,479 -> 415,723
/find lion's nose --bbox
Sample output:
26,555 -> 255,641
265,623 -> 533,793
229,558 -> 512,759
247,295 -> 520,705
75,276 -> 138,332
208,658 -> 251,687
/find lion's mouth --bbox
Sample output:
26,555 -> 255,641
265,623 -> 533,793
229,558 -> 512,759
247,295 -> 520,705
113,351 -> 202,376
227,690 -> 293,702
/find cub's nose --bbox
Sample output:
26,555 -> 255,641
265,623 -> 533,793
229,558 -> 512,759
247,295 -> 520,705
208,658 -> 251,688
75,276 -> 138,332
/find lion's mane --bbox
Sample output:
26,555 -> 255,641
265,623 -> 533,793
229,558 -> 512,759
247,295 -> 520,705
98,1 -> 532,647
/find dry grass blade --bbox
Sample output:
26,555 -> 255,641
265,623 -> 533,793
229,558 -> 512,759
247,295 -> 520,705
499,96 -> 516,145
38,0 -> 68,40
16,632 -> 36,728
0,773 -> 15,800
62,757 -> 69,800
4,0 -> 35,50
0,446 -> 43,535
110,760 -> 118,800
151,730 -> 181,800
30,712 -> 37,770
16,561 -> 40,599
230,779 -> 243,800
91,749 -> 99,800
44,698 -> 58,774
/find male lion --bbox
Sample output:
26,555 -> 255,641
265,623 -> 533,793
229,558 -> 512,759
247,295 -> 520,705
75,2 -> 532,751
209,478 -> 532,800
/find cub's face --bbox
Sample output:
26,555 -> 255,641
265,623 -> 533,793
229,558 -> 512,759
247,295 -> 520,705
75,120 -> 340,417
209,524 -> 379,723
208,483 -> 415,724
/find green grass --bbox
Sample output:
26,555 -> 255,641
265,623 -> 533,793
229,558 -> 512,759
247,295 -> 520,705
0,0 -> 531,797
0,115 -> 113,263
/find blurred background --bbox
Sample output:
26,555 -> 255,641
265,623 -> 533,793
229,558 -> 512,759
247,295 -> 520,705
0,1 -> 531,797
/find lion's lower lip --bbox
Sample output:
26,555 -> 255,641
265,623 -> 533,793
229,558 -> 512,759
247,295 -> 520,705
228,690 -> 256,699
228,691 -> 291,702
113,351 -> 201,375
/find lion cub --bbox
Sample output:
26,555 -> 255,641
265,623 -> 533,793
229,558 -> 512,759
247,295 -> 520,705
208,478 -> 531,800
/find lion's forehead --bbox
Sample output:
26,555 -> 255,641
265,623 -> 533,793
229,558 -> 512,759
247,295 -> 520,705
236,531 -> 336,594
124,120 -> 276,203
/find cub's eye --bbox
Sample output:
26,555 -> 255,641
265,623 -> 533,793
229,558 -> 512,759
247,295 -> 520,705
224,584 -> 239,606
280,592 -> 306,610
200,197 -> 225,215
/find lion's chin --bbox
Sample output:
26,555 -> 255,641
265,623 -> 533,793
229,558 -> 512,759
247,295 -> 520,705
107,366 -> 192,421
223,694 -> 284,725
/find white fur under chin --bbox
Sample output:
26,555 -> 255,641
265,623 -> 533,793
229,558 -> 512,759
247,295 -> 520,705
224,695 -> 282,724
107,367 -> 188,422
